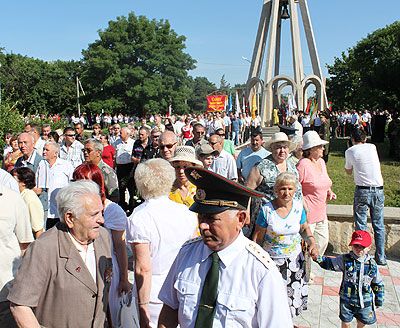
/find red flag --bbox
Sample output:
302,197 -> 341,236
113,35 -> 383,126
305,99 -> 312,114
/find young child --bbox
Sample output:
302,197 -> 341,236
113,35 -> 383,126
312,230 -> 384,327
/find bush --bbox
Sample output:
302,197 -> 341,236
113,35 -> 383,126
0,102 -> 25,150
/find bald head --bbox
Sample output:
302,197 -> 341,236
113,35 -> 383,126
159,131 -> 177,160
209,134 -> 223,153
18,132 -> 35,158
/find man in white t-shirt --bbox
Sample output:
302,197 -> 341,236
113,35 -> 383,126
361,109 -> 372,135
344,129 -> 386,265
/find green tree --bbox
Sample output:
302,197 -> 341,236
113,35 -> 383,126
187,76 -> 216,112
0,51 -> 78,115
327,21 -> 400,111
219,74 -> 230,94
0,101 -> 24,151
81,12 -> 196,116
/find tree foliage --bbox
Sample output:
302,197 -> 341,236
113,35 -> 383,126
0,101 -> 24,150
327,21 -> 400,111
0,51 -> 79,115
186,76 -> 216,112
81,12 -> 196,116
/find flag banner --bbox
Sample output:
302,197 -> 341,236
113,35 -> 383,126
235,90 -> 241,115
305,99 -> 312,114
207,95 -> 227,112
251,94 -> 257,119
227,93 -> 232,113
288,93 -> 297,114
328,101 -> 333,112
309,100 -> 318,123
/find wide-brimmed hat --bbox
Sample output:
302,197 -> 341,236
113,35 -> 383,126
302,130 -> 329,150
169,146 -> 203,167
349,230 -> 372,248
265,132 -> 296,152
196,143 -> 219,158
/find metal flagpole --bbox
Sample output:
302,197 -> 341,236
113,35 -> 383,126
76,76 -> 81,117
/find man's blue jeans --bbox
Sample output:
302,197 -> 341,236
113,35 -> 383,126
353,187 -> 385,262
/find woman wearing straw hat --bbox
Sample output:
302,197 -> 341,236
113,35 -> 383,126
169,146 -> 203,207
247,132 -> 302,201
297,131 -> 336,256
246,132 -> 302,238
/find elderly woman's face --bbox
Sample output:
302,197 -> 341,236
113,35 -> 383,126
172,160 -> 191,183
68,194 -> 104,242
274,182 -> 295,202
271,142 -> 289,163
309,145 -> 324,159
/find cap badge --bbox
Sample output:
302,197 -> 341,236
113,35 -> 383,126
190,170 -> 202,180
196,189 -> 206,201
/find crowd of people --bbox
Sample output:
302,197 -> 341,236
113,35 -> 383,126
0,108 -> 388,328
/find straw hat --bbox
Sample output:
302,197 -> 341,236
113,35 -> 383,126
169,146 -> 203,167
302,130 -> 329,150
265,132 -> 296,152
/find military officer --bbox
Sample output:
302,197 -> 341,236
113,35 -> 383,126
158,167 -> 293,328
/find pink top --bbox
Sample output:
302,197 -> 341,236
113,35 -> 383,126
297,157 -> 332,224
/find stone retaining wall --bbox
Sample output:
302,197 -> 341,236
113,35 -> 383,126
327,205 -> 400,259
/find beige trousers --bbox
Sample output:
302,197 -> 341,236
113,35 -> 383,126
309,219 -> 329,256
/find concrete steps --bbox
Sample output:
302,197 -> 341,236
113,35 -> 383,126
262,126 -> 280,139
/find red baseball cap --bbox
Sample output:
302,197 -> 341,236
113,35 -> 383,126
349,230 -> 372,248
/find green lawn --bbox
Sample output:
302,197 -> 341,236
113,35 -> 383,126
327,138 -> 400,207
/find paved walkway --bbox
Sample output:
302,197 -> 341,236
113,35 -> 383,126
294,259 -> 400,328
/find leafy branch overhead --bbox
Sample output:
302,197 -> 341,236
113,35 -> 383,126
327,21 -> 400,111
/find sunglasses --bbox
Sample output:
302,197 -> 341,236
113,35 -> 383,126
65,134 -> 76,137
209,141 -> 220,146
82,148 -> 95,153
160,142 -> 176,150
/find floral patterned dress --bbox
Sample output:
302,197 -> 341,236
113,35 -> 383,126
256,199 -> 308,318
244,155 -> 302,238
256,154 -> 302,201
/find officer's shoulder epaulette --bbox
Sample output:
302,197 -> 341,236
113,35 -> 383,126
246,240 -> 275,269
182,236 -> 202,247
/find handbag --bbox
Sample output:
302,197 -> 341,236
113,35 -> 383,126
116,291 -> 140,328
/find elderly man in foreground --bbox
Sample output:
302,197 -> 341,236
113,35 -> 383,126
8,180 -> 112,328
158,167 -> 292,328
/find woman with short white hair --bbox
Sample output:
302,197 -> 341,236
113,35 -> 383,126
254,172 -> 317,318
127,158 -> 197,327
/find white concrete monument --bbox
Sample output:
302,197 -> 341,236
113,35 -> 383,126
246,0 -> 328,126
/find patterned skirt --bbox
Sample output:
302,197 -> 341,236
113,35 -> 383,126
273,252 -> 308,318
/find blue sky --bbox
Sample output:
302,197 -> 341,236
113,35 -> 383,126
0,0 -> 399,87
